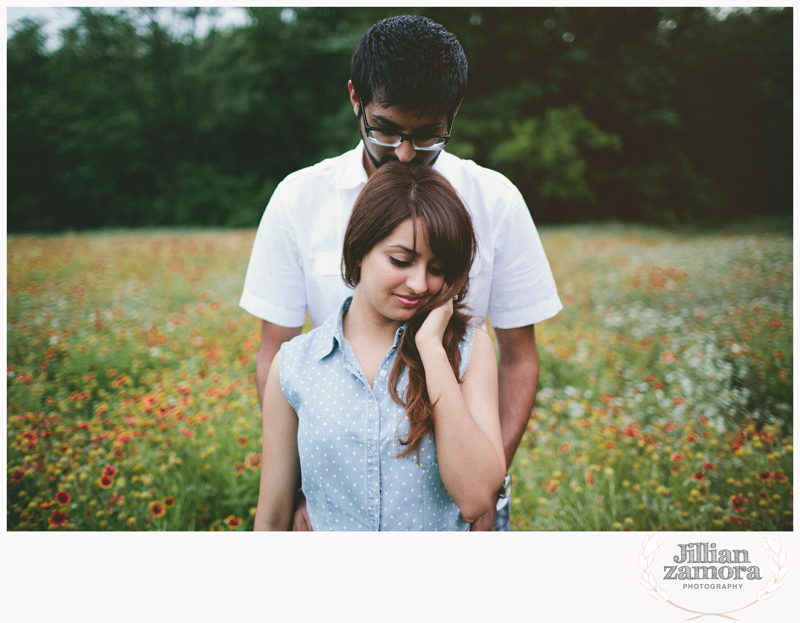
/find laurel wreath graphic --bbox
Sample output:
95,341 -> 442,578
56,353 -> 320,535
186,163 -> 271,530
638,533 -> 787,620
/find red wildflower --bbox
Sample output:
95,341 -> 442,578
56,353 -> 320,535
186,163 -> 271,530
661,351 -> 677,363
237,436 -> 249,447
39,501 -> 55,509
585,469 -> 594,488
692,470 -> 706,482
623,426 -> 638,437
226,516 -> 242,529
106,369 -> 118,378
102,465 -> 117,479
558,443 -> 570,453
664,422 -> 676,432
165,496 -> 175,508
547,482 -> 559,494
702,462 -> 716,470
670,452 -> 684,462
49,510 -> 68,527
773,472 -> 788,484
686,433 -> 698,443
732,429 -> 748,451
757,470 -> 771,481
180,428 -> 195,439
578,419 -> 591,429
56,491 -> 70,505
673,397 -> 684,406
729,494 -> 747,513
11,469 -> 25,482
699,415 -> 709,426
601,393 -> 613,404
646,373 -> 656,382
98,475 -> 114,489
150,500 -> 166,518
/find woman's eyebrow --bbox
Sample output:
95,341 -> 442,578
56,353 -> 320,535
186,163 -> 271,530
389,244 -> 418,256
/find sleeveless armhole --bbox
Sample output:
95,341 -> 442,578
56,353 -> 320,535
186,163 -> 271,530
457,325 -> 477,380
277,343 -> 299,412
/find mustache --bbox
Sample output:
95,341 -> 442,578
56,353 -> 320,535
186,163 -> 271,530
378,155 -> 428,167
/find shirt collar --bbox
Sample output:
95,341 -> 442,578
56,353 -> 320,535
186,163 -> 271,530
312,296 -> 407,361
340,142 -> 370,190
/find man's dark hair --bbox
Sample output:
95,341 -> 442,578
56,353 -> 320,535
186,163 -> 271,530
350,15 -> 467,118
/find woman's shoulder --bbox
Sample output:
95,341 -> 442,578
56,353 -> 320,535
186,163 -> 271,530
457,323 -> 491,377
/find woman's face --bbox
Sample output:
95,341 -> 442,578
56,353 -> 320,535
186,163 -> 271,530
356,218 -> 445,324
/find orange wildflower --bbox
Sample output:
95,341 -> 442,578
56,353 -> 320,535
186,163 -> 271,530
150,501 -> 166,518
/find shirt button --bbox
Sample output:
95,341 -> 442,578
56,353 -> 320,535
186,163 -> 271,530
369,446 -> 376,454
379,370 -> 387,377
368,488 -> 376,496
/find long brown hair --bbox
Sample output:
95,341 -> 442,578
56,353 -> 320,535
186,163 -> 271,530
342,162 -> 476,459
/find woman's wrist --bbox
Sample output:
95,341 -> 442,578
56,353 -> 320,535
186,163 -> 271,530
416,338 -> 447,362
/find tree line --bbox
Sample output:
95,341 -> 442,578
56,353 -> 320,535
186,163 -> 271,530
7,7 -> 792,232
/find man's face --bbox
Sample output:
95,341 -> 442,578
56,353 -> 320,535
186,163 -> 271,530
348,82 -> 455,177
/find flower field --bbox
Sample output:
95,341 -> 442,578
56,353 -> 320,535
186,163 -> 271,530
7,224 -> 792,531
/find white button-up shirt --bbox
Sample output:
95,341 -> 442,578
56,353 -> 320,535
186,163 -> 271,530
240,143 -> 562,330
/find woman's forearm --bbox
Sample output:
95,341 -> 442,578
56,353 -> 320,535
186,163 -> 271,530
418,341 -> 505,522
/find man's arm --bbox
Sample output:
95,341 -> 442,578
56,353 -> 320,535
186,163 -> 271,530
256,320 -> 302,408
469,324 -> 539,531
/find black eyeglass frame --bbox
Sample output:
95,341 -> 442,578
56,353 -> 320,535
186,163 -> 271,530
358,98 -> 454,152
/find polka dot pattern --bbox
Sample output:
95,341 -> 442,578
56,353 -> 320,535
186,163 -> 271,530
279,297 -> 474,531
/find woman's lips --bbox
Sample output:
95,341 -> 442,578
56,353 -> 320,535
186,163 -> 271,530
393,293 -> 421,307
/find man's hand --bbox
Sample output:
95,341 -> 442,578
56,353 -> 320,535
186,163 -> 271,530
292,491 -> 313,531
469,501 -> 498,531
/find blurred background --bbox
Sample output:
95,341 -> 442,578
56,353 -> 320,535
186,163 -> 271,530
7,7 -> 792,233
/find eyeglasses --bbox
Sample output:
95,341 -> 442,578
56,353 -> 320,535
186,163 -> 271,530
359,98 -> 453,152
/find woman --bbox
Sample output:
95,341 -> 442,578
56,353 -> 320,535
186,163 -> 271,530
254,162 -> 505,531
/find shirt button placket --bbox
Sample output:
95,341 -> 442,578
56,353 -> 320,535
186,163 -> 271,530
367,394 -> 380,530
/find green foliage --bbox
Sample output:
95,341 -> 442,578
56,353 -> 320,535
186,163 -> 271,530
6,7 -> 793,231
488,105 -> 621,201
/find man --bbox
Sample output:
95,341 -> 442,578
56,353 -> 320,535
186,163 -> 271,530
240,14 -> 562,530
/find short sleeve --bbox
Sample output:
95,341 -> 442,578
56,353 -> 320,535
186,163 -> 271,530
487,195 -> 563,328
239,183 -> 309,327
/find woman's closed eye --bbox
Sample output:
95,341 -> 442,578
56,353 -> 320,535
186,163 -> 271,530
389,256 -> 412,268
389,256 -> 444,276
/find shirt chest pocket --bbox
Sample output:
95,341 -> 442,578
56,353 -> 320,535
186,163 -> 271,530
393,424 -> 438,468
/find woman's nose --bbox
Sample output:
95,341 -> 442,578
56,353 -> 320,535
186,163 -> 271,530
406,264 -> 428,294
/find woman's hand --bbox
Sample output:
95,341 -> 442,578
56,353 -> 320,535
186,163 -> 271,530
415,296 -> 453,352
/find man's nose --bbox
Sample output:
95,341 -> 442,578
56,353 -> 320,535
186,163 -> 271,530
394,139 -> 417,163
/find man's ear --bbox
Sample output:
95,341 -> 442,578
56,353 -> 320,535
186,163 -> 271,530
453,98 -> 463,116
348,80 -> 359,115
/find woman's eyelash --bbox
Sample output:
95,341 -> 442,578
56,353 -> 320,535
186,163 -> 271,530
389,256 -> 444,275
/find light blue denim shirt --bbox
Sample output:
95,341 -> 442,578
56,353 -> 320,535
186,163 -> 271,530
279,297 -> 475,531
